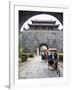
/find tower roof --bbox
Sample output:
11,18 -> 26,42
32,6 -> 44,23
31,20 -> 56,24
28,23 -> 59,27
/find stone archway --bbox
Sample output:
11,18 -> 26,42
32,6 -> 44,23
39,43 -> 48,55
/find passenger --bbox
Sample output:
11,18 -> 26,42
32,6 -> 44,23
48,52 -> 53,64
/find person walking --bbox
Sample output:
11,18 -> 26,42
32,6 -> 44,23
45,49 -> 48,61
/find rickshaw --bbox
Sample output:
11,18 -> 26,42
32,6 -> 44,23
48,48 -> 60,77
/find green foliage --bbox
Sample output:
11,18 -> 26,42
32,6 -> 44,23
19,47 -> 34,62
19,48 -> 24,58
21,53 -> 28,62
58,52 -> 63,56
59,54 -> 63,61
28,53 -> 34,58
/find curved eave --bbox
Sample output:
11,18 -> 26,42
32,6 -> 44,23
31,20 -> 56,24
28,24 -> 59,27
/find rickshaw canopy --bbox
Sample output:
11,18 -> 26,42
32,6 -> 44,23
40,46 -> 47,51
48,48 -> 57,52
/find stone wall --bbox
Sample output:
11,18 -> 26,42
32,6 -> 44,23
19,30 -> 63,53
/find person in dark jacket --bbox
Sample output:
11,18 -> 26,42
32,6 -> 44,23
54,51 -> 58,70
54,51 -> 57,59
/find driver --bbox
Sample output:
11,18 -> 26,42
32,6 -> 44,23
54,51 -> 58,70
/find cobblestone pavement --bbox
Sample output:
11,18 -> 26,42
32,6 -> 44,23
19,55 -> 63,79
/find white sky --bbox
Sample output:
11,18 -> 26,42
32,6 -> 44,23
20,14 -> 63,31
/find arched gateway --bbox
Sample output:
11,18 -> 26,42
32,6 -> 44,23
19,14 -> 63,54
39,43 -> 48,55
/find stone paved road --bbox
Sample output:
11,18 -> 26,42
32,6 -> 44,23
19,55 -> 63,79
